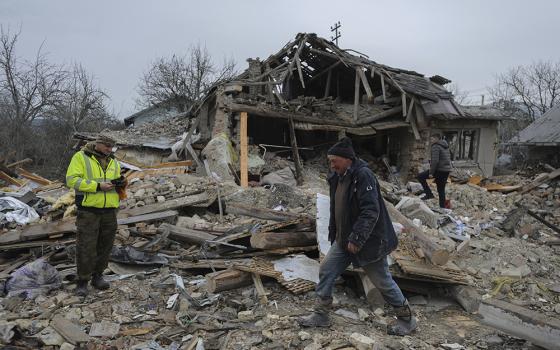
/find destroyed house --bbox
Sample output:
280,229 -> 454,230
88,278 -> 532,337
508,103 -> 560,167
189,33 -> 504,180
124,99 -> 183,127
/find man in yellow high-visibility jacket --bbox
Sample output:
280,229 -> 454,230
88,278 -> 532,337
66,134 -> 122,296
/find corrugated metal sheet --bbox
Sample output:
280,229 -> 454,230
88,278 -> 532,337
511,104 -> 560,145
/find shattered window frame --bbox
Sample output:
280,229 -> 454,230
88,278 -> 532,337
441,129 -> 480,161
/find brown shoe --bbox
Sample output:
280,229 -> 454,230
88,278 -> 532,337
91,274 -> 110,290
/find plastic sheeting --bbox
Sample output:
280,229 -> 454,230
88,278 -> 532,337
0,196 -> 39,225
273,254 -> 320,283
5,259 -> 62,299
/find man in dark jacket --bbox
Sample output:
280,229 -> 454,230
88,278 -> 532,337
417,133 -> 452,208
298,137 -> 417,336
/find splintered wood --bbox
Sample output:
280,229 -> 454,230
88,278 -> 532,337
391,248 -> 468,284
234,258 -> 315,294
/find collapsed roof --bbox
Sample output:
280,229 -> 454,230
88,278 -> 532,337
510,103 -> 560,145
218,32 -> 465,135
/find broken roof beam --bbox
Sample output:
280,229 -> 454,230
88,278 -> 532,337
295,56 -> 306,88
354,69 -> 360,122
227,103 -> 355,128
283,34 -> 309,83
357,67 -> 374,102
16,167 -> 52,186
0,170 -> 24,187
356,105 -> 403,126
307,60 -> 341,85
308,48 -> 350,68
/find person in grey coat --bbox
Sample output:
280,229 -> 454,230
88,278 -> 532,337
417,133 -> 452,208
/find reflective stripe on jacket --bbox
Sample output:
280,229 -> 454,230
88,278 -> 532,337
66,151 -> 121,209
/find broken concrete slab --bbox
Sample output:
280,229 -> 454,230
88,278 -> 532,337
479,298 -> 560,350
51,316 -> 90,345
89,320 -> 120,338
35,326 -> 65,346
395,196 -> 438,228
201,133 -> 236,182
349,332 -> 377,350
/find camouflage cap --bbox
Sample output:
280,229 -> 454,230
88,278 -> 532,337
95,134 -> 117,146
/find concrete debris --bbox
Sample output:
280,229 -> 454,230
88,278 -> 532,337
349,332 -> 377,350
2,135 -> 560,350
89,320 -> 121,338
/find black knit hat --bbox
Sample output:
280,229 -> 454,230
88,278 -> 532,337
327,137 -> 355,159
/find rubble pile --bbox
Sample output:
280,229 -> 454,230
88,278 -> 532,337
1,151 -> 560,349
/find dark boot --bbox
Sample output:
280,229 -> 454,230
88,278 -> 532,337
91,274 -> 110,290
298,311 -> 331,327
387,300 -> 417,336
75,280 -> 88,297
298,297 -> 332,327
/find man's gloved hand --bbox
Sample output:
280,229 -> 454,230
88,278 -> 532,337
347,242 -> 360,254
99,182 -> 115,192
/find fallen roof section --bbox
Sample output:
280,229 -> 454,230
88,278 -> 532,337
509,103 -> 560,145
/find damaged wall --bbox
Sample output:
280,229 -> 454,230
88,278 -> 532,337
431,119 -> 499,177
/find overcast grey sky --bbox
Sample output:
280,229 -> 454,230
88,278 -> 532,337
2,0 -> 559,118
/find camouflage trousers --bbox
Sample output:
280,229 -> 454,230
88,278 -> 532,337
75,209 -> 117,281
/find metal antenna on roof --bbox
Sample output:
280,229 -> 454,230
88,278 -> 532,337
330,21 -> 341,46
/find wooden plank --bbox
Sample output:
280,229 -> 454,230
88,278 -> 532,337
250,231 -> 316,249
0,239 -> 75,251
357,67 -> 373,101
19,219 -> 77,243
205,268 -> 253,293
295,56 -> 305,88
185,143 -> 205,174
0,254 -> 31,280
16,168 -> 52,186
414,103 -> 428,129
144,160 -> 193,169
385,202 -> 450,266
401,93 -> 407,117
288,116 -> 303,186
307,61 -> 341,85
324,68 -> 332,98
370,66 -> 375,78
479,298 -> 560,350
0,170 -> 23,187
122,191 -> 213,217
240,112 -> 248,188
353,69 -> 360,122
447,285 -> 481,313
117,210 -> 178,226
227,103 -> 355,128
158,223 -> 217,245
380,75 -> 387,102
252,273 -> 269,305
226,203 -> 299,221
405,97 -> 415,122
409,113 -> 421,140
52,316 -> 91,345
356,106 -> 403,126
519,168 -> 560,194
7,158 -> 32,168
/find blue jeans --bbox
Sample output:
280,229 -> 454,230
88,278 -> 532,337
316,243 -> 406,307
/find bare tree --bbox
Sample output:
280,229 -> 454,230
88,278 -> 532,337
51,63 -> 109,132
0,27 -> 67,159
489,60 -> 560,120
447,83 -> 470,105
136,43 -> 236,112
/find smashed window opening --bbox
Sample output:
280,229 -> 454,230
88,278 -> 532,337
442,129 -> 479,161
